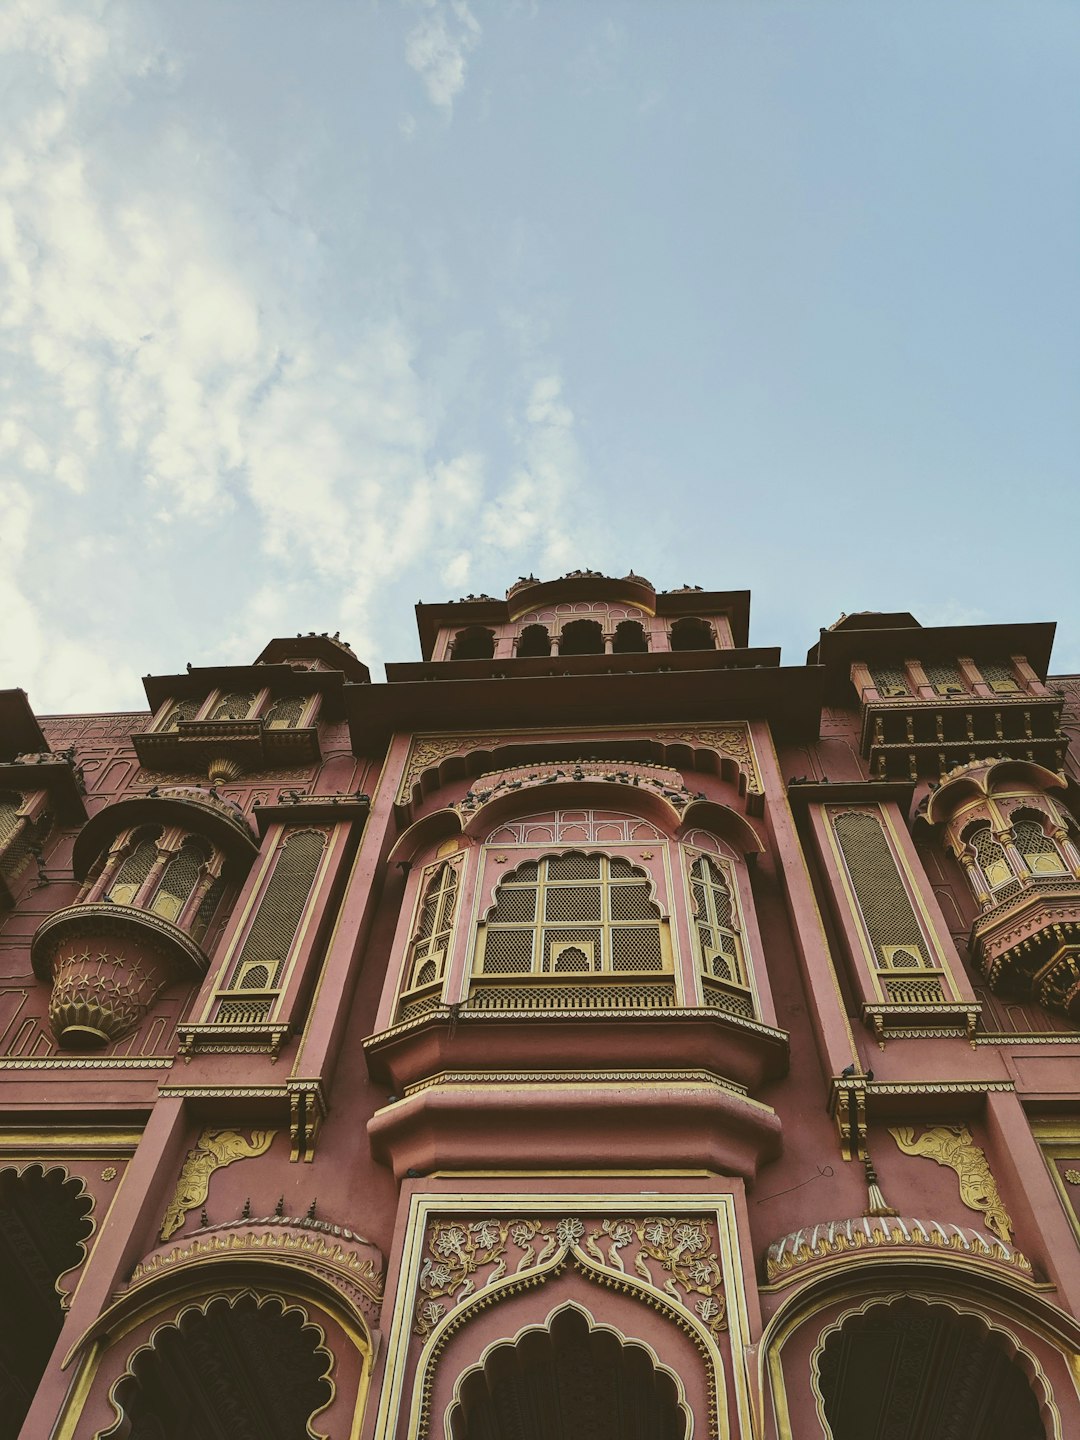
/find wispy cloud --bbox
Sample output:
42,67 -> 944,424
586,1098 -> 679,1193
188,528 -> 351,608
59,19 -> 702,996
0,1 -> 603,712
404,0 -> 481,113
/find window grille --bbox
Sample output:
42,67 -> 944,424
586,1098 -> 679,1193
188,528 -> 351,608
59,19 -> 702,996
150,838 -> 209,923
977,660 -> 1020,694
968,826 -> 1013,890
922,660 -> 966,696
228,830 -> 326,991
210,691 -> 256,721
107,830 -> 163,906
869,665 -> 909,698
831,810 -> 932,969
264,696 -> 306,729
162,697 -> 201,730
403,861 -> 460,994
1012,820 -> 1066,875
689,856 -> 751,1001
476,852 -> 665,980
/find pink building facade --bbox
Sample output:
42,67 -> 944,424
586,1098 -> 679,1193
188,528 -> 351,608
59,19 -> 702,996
1,572 -> 1079,1438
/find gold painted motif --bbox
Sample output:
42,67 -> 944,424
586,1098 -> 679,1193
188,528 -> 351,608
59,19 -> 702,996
414,1212 -> 726,1339
889,1125 -> 1013,1242
159,1127 -> 276,1240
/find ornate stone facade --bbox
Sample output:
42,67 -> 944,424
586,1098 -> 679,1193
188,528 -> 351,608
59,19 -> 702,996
2,580 -> 1080,1440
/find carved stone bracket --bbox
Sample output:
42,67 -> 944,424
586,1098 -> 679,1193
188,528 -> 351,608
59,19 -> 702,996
159,1128 -> 277,1241
413,1212 -> 726,1340
888,1124 -> 1013,1243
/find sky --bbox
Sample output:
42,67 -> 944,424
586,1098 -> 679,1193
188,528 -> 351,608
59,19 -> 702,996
1,0 -> 1078,715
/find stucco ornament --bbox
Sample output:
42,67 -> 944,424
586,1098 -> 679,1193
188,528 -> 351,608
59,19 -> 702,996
888,1124 -> 1013,1243
414,1212 -> 726,1339
159,1127 -> 277,1241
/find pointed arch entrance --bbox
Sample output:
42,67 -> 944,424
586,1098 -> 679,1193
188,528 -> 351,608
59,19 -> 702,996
816,1296 -> 1046,1440
447,1305 -> 688,1440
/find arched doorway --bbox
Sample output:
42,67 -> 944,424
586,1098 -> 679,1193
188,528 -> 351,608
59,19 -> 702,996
0,1164 -> 93,1440
448,1305 -> 687,1440
817,1297 -> 1046,1440
106,1292 -> 332,1440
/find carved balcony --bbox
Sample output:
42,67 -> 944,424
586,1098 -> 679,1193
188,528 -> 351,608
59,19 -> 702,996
969,874 -> 1080,1019
363,1001 -> 788,1180
131,717 -> 320,779
31,902 -> 210,1049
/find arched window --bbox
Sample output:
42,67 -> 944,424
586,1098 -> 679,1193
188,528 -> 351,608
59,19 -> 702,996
106,828 -> 163,906
150,838 -> 212,923
106,1293 -> 332,1440
451,627 -> 495,660
517,623 -> 551,657
449,1306 -> 687,1440
869,665 -> 909,698
223,830 -> 326,996
263,696 -> 306,729
0,1166 -> 92,1440
210,691 -> 256,721
161,697 -> 201,731
559,619 -> 604,655
477,852 -> 665,977
965,823 -> 1013,891
669,617 -> 714,651
1011,816 -> 1067,875
612,619 -> 648,654
689,856 -> 753,1015
817,1297 -> 1046,1440
403,861 -> 460,995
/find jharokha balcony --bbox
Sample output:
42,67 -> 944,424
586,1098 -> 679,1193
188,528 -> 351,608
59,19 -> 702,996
31,786 -> 257,1049
924,757 -> 1080,1021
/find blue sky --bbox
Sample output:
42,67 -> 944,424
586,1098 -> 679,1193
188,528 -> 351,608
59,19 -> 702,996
2,0 -> 1078,712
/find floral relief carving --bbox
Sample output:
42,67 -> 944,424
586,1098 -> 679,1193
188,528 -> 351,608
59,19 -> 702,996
889,1125 -> 1013,1243
414,1213 -> 726,1339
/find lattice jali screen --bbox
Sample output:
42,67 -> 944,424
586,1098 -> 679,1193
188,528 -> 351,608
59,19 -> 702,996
883,974 -> 946,1004
211,691 -> 256,721
401,860 -> 461,1000
968,826 -> 1013,890
162,697 -> 201,730
151,839 -> 209,923
689,855 -> 754,1012
1011,821 -> 1067,876
468,979 -> 678,1012
830,808 -> 934,974
870,665 -> 910,698
107,832 -> 162,905
977,659 -> 1021,693
922,660 -> 966,695
217,829 -> 327,1019
473,852 -> 668,993
264,696 -> 306,729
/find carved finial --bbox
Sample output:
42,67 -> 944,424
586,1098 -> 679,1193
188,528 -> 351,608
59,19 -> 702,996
275,1195 -> 285,1218
200,1208 -> 208,1227
306,1198 -> 317,1219
242,1196 -> 251,1220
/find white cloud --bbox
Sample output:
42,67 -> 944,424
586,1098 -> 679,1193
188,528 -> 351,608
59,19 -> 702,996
0,1 -> 603,712
404,0 -> 481,113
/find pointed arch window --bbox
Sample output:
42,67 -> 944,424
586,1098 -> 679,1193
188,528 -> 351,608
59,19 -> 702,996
150,837 -> 212,923
403,860 -> 460,996
106,828 -> 163,906
476,852 -> 666,977
264,695 -> 307,729
1012,817 -> 1067,875
966,824 -> 1013,892
689,855 -> 755,1016
210,691 -> 256,721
